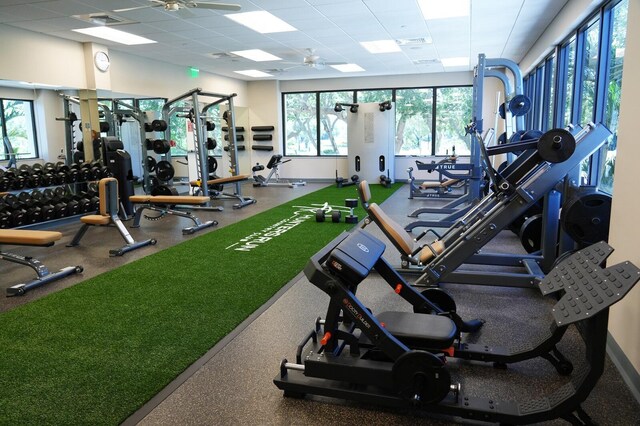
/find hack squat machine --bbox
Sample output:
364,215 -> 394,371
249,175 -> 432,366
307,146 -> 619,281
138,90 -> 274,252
274,228 -> 639,424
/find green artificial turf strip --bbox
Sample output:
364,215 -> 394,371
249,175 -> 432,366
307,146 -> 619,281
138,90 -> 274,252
0,182 -> 402,425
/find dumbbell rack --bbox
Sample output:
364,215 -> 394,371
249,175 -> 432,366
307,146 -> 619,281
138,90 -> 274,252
0,161 -> 108,230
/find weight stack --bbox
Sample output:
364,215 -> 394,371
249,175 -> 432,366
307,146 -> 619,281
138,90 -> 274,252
103,138 -> 135,216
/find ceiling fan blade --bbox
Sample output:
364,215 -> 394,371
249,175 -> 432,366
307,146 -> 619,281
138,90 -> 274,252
113,5 -> 154,12
192,2 -> 242,11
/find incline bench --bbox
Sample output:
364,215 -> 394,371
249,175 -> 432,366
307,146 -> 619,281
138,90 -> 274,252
1,229 -> 82,296
129,195 -> 217,234
189,174 -> 256,209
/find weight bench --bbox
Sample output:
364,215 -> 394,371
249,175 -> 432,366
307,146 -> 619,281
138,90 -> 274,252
190,174 -> 256,209
129,195 -> 217,235
1,229 -> 82,296
420,178 -> 462,190
67,177 -> 156,256
252,154 -> 306,188
358,180 -> 445,267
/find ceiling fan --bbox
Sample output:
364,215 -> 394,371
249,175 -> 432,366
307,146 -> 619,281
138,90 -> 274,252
267,49 -> 345,73
114,1 -> 241,14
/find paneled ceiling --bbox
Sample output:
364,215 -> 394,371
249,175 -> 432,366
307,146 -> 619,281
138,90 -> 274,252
0,0 -> 569,81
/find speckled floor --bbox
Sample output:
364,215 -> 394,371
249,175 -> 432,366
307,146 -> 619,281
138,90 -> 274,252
2,182 -> 638,425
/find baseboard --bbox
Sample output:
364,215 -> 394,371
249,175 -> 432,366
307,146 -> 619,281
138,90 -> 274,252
607,331 -> 640,403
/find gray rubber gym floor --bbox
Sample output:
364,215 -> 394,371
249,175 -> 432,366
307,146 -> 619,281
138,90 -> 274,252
3,183 -> 639,425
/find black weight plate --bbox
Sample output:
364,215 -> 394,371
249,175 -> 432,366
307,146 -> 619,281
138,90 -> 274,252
155,160 -> 175,181
150,185 -> 179,196
146,156 -> 157,172
561,189 -> 612,247
498,102 -> 506,119
315,209 -> 325,222
497,132 -> 507,145
152,139 -> 171,154
152,119 -> 168,131
392,350 -> 450,404
331,210 -> 341,223
537,128 -> 576,163
206,138 -> 217,150
414,288 -> 457,314
509,130 -> 526,143
208,156 -> 218,173
519,214 -> 543,253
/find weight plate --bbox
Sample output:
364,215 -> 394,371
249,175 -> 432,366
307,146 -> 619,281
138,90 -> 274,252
508,94 -> 531,117
561,189 -> 612,247
152,139 -> 171,154
155,160 -> 175,181
498,102 -> 506,120
331,210 -> 341,223
497,132 -> 507,145
519,214 -> 543,254
392,350 -> 450,404
146,156 -> 157,173
208,156 -> 218,173
537,128 -> 576,163
414,288 -> 457,314
521,129 -> 543,141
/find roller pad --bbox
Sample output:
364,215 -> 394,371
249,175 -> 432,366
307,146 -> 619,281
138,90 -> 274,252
538,242 -> 640,326
326,229 -> 385,286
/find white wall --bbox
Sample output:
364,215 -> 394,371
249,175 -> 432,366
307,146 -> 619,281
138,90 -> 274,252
0,24 -> 87,89
606,0 -> 640,385
0,24 -> 249,163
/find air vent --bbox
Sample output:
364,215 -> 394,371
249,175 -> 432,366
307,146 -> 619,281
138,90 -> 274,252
412,59 -> 440,65
72,13 -> 135,26
210,52 -> 237,59
396,37 -> 432,46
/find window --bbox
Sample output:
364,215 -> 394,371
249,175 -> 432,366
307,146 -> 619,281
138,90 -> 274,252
283,86 -> 472,157
395,88 -> 433,155
599,0 -> 628,193
543,56 -> 556,131
284,92 -> 318,156
435,87 -> 473,155
579,20 -> 600,126
561,39 -> 577,127
356,89 -> 392,103
319,91 -> 352,155
1,99 -> 39,161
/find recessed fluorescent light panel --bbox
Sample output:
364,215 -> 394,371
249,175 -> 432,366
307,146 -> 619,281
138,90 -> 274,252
234,70 -> 273,78
441,57 -> 469,67
360,40 -> 401,54
418,0 -> 470,20
226,11 -> 297,34
72,26 -> 156,45
330,64 -> 365,73
231,49 -> 282,62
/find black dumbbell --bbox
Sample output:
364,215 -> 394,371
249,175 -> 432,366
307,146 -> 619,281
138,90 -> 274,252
345,199 -> 358,224
65,195 -> 81,216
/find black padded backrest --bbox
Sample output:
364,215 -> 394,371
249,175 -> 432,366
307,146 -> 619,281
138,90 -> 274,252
266,155 -> 282,169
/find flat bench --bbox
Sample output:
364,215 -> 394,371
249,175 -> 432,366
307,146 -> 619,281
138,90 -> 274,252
129,195 -> 217,234
189,174 -> 256,209
0,229 -> 82,296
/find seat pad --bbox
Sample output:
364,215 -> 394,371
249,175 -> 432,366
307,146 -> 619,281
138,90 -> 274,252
377,311 -> 456,349
190,174 -> 251,187
130,195 -> 209,205
0,229 -> 62,246
80,215 -> 111,225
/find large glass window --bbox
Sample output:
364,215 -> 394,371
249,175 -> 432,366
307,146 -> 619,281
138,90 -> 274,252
544,56 -> 556,131
599,0 -> 628,193
395,88 -> 433,155
284,92 -> 318,156
356,89 -> 392,103
1,99 -> 39,161
562,39 -> 577,127
579,20 -> 601,125
435,87 -> 473,155
319,91 -> 352,155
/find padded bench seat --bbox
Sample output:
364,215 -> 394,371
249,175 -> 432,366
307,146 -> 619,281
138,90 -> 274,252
420,178 -> 461,189
377,311 -> 456,349
190,174 -> 251,187
80,215 -> 111,225
0,229 -> 62,246
130,195 -> 210,205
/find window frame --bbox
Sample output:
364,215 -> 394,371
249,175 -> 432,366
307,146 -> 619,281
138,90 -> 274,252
0,98 -> 39,161
282,84 -> 473,157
